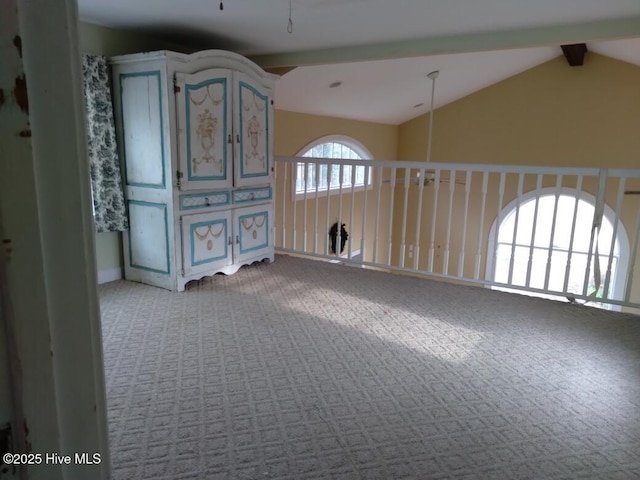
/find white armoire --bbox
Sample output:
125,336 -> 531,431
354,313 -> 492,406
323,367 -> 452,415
110,50 -> 276,291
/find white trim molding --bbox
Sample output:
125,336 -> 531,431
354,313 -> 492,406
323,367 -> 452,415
1,0 -> 111,477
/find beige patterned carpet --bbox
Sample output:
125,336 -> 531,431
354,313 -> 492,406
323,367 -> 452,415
99,254 -> 640,479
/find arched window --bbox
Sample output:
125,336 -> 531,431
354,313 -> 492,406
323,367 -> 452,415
487,188 -> 629,310
295,135 -> 373,198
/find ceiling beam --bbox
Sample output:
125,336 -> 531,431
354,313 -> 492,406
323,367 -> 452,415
561,43 -> 588,66
250,15 -> 640,68
263,66 -> 297,76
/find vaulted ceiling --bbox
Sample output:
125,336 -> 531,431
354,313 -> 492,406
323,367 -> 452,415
78,0 -> 640,124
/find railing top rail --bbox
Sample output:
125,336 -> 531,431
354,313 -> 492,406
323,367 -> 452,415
608,168 -> 640,178
276,155 -> 640,178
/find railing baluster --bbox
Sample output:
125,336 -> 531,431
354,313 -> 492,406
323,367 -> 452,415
603,177 -> 625,299
443,169 -> 456,275
490,173 -> 506,281
274,162 -> 280,247
544,176 -> 563,291
373,166 -> 383,264
508,174 -> 525,285
458,170 -> 472,278
281,161 -> 287,249
526,175 -> 543,288
414,167 -> 426,270
563,175 -> 583,293
387,168 -> 397,267
625,200 -> 640,303
336,164 -> 344,258
292,162 -> 298,251
302,161 -> 308,252
428,170 -> 441,273
313,162 -> 320,254
348,164 -> 356,259
360,165 -> 370,263
583,169 -> 608,297
325,163 -> 332,256
400,168 -> 411,268
474,172 -> 488,280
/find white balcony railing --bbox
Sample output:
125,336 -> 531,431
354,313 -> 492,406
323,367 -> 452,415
275,156 -> 640,311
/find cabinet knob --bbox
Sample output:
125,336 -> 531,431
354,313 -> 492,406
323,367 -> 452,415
228,236 -> 232,245
204,197 -> 210,206
236,235 -> 240,244
236,134 -> 240,143
227,134 -> 232,144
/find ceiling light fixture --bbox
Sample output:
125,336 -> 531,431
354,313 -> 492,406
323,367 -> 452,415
329,81 -> 342,88
426,70 -> 439,162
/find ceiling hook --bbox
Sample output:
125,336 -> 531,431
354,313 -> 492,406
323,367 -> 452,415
287,0 -> 293,33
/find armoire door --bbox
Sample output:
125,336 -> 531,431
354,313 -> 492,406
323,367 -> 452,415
233,204 -> 272,263
181,211 -> 233,276
175,68 -> 233,190
233,72 -> 272,188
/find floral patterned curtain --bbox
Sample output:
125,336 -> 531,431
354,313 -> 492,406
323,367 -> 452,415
81,54 -> 128,232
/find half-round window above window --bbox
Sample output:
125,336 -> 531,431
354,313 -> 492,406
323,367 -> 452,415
294,135 -> 373,197
487,188 -> 629,310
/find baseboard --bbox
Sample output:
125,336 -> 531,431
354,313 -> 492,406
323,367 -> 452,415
97,267 -> 122,284
329,249 -> 362,265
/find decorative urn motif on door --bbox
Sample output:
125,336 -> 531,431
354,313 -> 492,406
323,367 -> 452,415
194,109 -> 218,173
246,114 -> 263,167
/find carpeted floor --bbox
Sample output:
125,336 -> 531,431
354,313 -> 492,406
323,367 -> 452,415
99,254 -> 640,479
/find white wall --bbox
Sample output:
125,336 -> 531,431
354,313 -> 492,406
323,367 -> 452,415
0,1 -> 110,478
